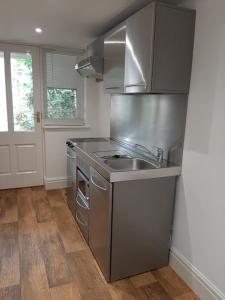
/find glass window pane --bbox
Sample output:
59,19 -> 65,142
0,52 -> 8,132
47,88 -> 77,120
11,52 -> 34,131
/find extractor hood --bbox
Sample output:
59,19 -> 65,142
75,56 -> 103,79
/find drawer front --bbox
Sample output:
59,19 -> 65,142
75,192 -> 89,242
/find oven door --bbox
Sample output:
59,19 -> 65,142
66,146 -> 77,217
77,168 -> 90,205
76,192 -> 89,242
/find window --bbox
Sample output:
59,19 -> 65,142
10,52 -> 35,131
47,88 -> 77,119
44,51 -> 84,126
0,49 -> 36,132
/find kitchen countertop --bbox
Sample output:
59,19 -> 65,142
68,138 -> 181,182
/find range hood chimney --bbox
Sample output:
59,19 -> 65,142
75,57 -> 103,78
75,37 -> 103,79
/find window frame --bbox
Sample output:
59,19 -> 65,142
42,49 -> 85,127
0,50 -> 8,132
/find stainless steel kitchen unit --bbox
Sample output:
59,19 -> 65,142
68,139 -> 179,282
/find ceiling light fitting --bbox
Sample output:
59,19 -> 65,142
35,28 -> 42,33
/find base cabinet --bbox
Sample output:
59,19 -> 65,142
88,166 -> 176,282
89,167 -> 112,281
110,177 -> 176,281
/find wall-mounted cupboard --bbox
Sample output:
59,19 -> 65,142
103,1 -> 196,94
103,22 -> 126,93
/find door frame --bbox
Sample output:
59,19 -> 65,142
0,43 -> 44,189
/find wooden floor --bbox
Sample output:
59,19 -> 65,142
0,187 -> 200,300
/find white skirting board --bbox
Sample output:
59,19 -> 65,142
170,247 -> 225,300
44,176 -> 68,190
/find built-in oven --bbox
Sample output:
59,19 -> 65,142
77,169 -> 90,203
66,140 -> 77,218
76,157 -> 90,242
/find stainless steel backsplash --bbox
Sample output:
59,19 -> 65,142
110,94 -> 188,165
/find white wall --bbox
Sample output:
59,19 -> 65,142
44,78 -> 110,189
171,1 -> 225,299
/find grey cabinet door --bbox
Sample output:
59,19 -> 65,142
103,22 -> 126,93
111,177 -> 176,281
151,3 -> 196,93
103,2 -> 195,94
124,2 -> 155,93
89,167 -> 112,281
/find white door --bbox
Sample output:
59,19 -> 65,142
0,44 -> 43,189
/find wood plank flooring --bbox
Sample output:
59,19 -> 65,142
0,187 -> 200,300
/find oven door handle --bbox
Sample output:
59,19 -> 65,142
77,188 -> 89,203
76,194 -> 88,210
75,212 -> 87,227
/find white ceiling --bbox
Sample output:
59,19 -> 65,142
0,0 -> 183,50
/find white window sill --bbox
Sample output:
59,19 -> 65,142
42,124 -> 90,130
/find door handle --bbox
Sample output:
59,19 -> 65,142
35,112 -> 41,123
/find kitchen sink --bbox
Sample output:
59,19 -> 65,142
94,150 -> 132,159
103,158 -> 157,171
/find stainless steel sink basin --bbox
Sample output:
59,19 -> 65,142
103,158 -> 156,171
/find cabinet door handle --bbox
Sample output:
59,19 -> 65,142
91,176 -> 107,191
75,212 -> 87,228
125,83 -> 146,88
105,87 -> 121,90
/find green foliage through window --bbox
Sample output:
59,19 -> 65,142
47,88 -> 77,119
11,53 -> 34,131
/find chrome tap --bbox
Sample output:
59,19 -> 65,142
112,138 -> 164,167
134,144 -> 164,164
156,147 -> 164,164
